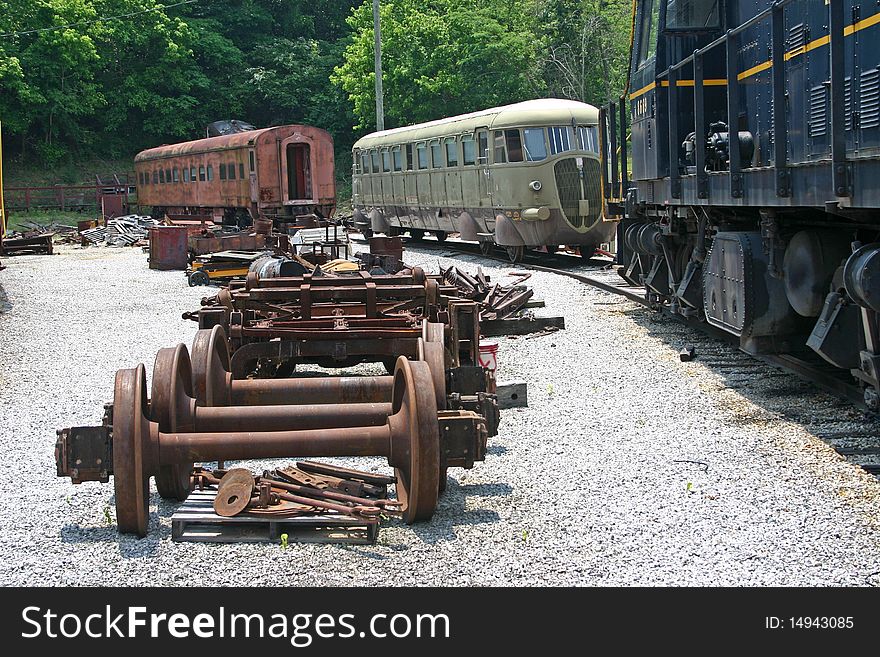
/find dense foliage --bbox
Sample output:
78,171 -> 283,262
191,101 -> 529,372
0,0 -> 631,176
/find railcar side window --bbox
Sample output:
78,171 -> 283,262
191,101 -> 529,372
173,168 -> 179,182
219,164 -> 227,180
183,168 -> 190,183
207,165 -> 214,181
159,169 -> 165,183
493,131 -> 507,164
191,167 -> 197,182
462,136 -> 476,165
239,163 -> 245,179
637,0 -> 660,64
371,150 -> 380,173
199,166 -> 206,181
361,153 -> 370,174
505,130 -> 523,162
249,151 -> 255,173
382,149 -> 391,172
445,138 -> 459,167
548,126 -> 573,155
165,168 -> 171,183
228,162 -> 236,179
417,143 -> 428,169
577,126 -> 599,153
666,0 -> 720,31
392,146 -> 402,171
430,140 -> 443,168
522,128 -> 547,161
153,171 -> 159,184
477,130 -> 489,164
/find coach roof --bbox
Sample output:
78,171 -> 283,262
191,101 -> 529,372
353,98 -> 600,150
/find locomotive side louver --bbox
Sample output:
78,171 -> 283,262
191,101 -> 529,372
809,85 -> 828,138
860,68 -> 880,129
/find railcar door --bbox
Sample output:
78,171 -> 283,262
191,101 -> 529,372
442,136 -> 463,230
476,128 -> 492,215
286,143 -> 312,201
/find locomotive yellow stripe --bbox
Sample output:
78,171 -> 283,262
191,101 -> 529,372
629,11 -> 880,99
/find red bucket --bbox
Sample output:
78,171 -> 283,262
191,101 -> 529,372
478,340 -> 499,373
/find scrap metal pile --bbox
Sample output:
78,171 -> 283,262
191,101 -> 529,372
81,215 -> 158,246
56,322 -> 494,537
441,266 -> 534,321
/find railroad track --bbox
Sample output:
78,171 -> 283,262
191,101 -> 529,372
379,233 -> 880,479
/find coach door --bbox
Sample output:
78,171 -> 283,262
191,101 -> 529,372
286,143 -> 312,201
476,128 -> 492,208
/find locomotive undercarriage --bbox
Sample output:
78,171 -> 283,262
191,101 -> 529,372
622,205 -> 880,410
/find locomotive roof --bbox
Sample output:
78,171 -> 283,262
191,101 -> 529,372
353,98 -> 599,149
134,125 -> 327,162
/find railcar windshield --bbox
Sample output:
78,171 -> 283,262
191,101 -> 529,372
523,128 -> 547,161
665,0 -> 720,31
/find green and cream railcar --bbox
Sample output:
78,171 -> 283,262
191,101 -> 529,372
351,98 -> 616,262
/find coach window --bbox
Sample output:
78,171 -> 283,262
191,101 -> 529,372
199,166 -> 206,181
577,125 -> 599,153
477,130 -> 489,164
191,167 -> 197,182
361,152 -> 370,174
392,146 -> 402,172
445,137 -> 459,167
183,167 -> 190,182
548,126 -> 573,155
417,142 -> 429,169
249,150 -> 255,173
505,130 -> 524,162
165,168 -> 172,183
228,162 -> 236,179
159,169 -> 165,183
173,168 -> 179,182
406,144 -> 414,170
207,165 -> 214,181
371,149 -> 380,173
493,131 -> 507,164
152,171 -> 158,184
381,149 -> 391,172
219,164 -> 227,180
239,163 -> 245,179
462,135 -> 476,165
430,140 -> 443,168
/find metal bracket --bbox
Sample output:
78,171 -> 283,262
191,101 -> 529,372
55,426 -> 113,484
437,411 -> 487,470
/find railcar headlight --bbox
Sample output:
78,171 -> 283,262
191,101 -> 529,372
528,180 -> 542,192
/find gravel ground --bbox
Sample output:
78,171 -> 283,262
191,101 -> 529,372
1,242 -> 879,586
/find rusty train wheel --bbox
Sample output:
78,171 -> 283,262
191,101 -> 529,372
191,325 -> 232,407
390,358 -> 439,523
113,365 -> 151,537
151,345 -> 195,501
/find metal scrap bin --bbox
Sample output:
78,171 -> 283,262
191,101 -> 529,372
149,226 -> 189,270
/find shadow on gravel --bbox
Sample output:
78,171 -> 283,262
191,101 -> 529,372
616,304 -> 880,464
403,478 -> 506,545
60,519 -> 161,558
0,283 -> 10,313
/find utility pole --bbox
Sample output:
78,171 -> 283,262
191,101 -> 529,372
0,121 -> 6,243
373,0 -> 385,132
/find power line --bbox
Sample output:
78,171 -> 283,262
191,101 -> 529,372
0,0 -> 199,39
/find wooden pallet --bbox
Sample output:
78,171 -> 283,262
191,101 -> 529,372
171,490 -> 379,544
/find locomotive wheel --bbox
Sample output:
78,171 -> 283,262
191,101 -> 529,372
410,229 -> 425,240
190,325 -> 232,407
390,358 -> 440,523
579,245 -> 597,260
506,245 -> 524,263
434,231 -> 448,242
479,241 -> 494,256
113,365 -> 151,537
150,345 -> 195,501
362,227 -> 374,239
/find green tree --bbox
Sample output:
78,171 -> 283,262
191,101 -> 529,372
332,0 -> 546,130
